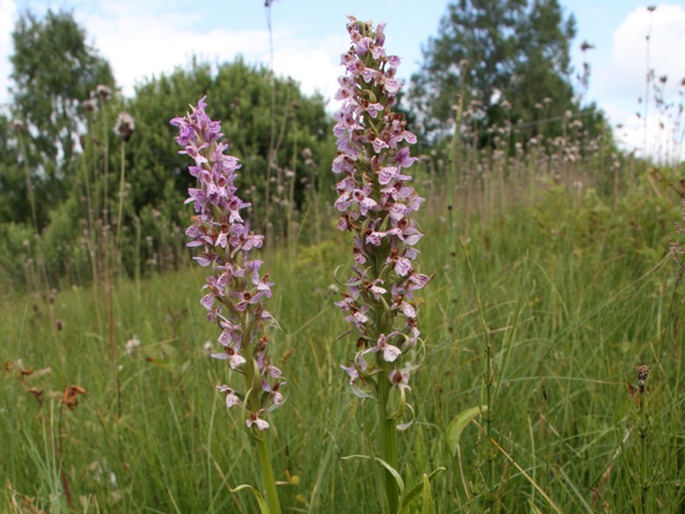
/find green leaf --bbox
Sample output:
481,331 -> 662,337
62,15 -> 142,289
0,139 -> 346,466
398,467 -> 445,513
341,454 -> 405,494
447,405 -> 486,455
229,484 -> 270,514
420,474 -> 434,514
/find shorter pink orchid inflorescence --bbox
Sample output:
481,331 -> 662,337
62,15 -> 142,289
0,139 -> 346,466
171,97 -> 285,430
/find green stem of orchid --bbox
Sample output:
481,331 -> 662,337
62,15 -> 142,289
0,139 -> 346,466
378,373 -> 399,514
245,357 -> 282,514
256,432 -> 282,514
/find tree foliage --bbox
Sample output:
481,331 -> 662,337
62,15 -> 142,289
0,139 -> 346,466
410,0 -> 578,141
37,58 -> 334,284
0,8 -> 334,286
124,58 -> 333,234
0,115 -> 24,224
8,9 -> 115,227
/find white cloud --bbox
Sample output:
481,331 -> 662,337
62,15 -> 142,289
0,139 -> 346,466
72,1 -> 346,105
269,32 -> 347,104
0,0 -> 17,109
79,5 -> 269,96
0,0 -> 346,109
594,3 -> 685,160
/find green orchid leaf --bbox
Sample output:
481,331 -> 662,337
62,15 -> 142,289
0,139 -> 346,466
342,454 -> 405,494
398,467 -> 445,513
229,483 -> 270,514
420,473 -> 435,514
447,405 -> 486,455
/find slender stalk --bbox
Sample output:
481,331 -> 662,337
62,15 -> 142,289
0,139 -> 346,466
114,140 -> 127,270
265,0 -> 276,240
256,434 -> 282,514
81,119 -> 99,290
637,368 -> 650,514
97,99 -> 120,418
287,120 -> 298,256
448,94 -> 464,263
101,99 -> 110,232
377,374 -> 399,514
484,339 -> 496,511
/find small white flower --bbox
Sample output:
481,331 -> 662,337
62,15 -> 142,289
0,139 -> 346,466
125,336 -> 141,356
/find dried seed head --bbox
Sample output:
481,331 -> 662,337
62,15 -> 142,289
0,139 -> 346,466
62,384 -> 87,410
10,118 -> 24,131
82,98 -> 97,113
638,365 -> 650,387
114,112 -> 135,142
27,386 -> 43,406
95,84 -> 112,101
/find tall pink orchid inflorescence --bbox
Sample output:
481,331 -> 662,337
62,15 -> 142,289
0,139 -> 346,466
171,97 -> 286,432
332,17 -> 430,512
333,16 -> 429,401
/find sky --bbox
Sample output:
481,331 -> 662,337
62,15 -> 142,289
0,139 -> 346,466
1,0 -> 684,160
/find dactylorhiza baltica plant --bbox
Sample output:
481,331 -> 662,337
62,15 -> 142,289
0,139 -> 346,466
332,16 -> 430,513
171,97 -> 284,514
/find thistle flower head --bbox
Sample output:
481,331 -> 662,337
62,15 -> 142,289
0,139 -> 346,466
171,97 -> 285,427
637,365 -> 650,387
333,17 -> 429,395
82,98 -> 97,113
94,84 -> 112,101
638,364 -> 650,394
10,118 -> 24,131
114,112 -> 135,142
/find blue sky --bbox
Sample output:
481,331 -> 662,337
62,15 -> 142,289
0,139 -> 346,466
1,0 -> 684,159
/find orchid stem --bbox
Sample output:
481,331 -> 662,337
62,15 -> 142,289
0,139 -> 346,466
378,375 -> 399,514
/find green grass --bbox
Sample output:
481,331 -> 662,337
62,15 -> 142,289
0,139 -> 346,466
2,176 -> 684,513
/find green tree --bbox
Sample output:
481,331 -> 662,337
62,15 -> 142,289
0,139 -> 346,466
90,58 -> 335,275
8,9 -> 115,228
410,0 -> 577,142
0,115 -> 25,224
124,59 -> 333,236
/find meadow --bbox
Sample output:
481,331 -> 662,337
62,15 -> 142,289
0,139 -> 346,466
2,135 -> 684,513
